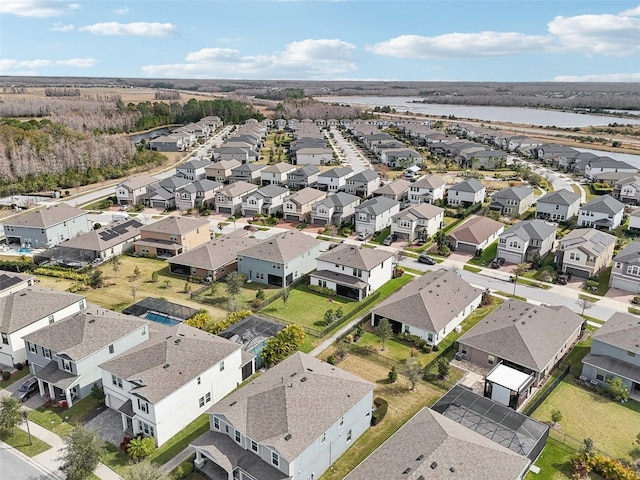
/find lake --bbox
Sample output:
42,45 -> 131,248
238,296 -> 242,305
318,96 -> 640,128
575,148 -> 640,170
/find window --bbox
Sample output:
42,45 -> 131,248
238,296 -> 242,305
213,417 -> 220,430
404,325 -> 410,334
319,280 -> 327,288
353,268 -> 363,278
220,361 -> 225,372
487,355 -> 495,365
346,429 -> 352,442
272,452 -> 279,467
112,375 -> 123,388
137,420 -> 155,437
1,333 -> 8,345
358,213 -> 367,221
596,370 -> 605,381
78,300 -> 85,309
137,398 -> 149,414
62,359 -> 72,372
628,351 -> 636,358
235,430 -> 241,443
627,265 -> 640,277
569,252 -> 581,261
43,348 -> 52,359
199,396 -> 205,408
197,376 -> 201,385
320,432 -> 326,445
251,440 -> 258,452
27,342 -> 37,354
48,314 -> 55,324
339,417 -> 344,428
205,392 -> 211,403
108,344 -> 114,354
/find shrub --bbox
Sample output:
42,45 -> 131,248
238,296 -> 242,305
551,409 -> 563,424
172,460 -> 194,480
2,371 -> 10,381
633,295 -> 640,306
308,285 -> 336,296
33,267 -> 89,283
432,343 -> 440,352
327,355 -> 336,365
91,384 -> 105,403
14,362 -> 23,371
388,366 -> 398,383
371,397 -> 388,426
151,271 -> 159,283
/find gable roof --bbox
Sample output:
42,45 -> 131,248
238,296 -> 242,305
500,220 -> 556,242
315,192 -> 360,209
118,175 -> 158,191
0,287 -> 84,334
23,304 -> 147,361
179,159 -> 211,170
141,215 -> 208,236
57,219 -> 142,252
254,185 -> 289,198
317,244 -> 394,270
613,241 -> 640,264
449,216 -> 504,245
580,195 -> 624,215
100,323 -> 241,404
372,270 -> 482,333
290,165 -> 320,177
0,272 -> 34,295
206,159 -> 241,170
218,181 -> 259,198
344,407 -> 530,480
319,166 -> 353,179
208,352 -> 374,461
592,312 -> 640,354
587,157 -> 636,170
6,203 -> 86,229
558,228 -> 615,257
459,299 -> 583,372
373,179 -> 411,196
262,162 -> 296,174
392,202 -> 444,221
285,187 -> 326,205
349,169 -> 379,182
493,186 -> 534,201
232,163 -> 265,173
356,196 -> 401,215
412,174 -> 446,189
238,230 -> 321,264
537,189 -> 580,206
449,177 -> 485,193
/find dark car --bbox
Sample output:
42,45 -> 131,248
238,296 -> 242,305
243,225 -> 257,232
557,273 -> 569,285
15,378 -> 39,402
382,235 -> 394,246
417,254 -> 436,265
490,257 -> 505,269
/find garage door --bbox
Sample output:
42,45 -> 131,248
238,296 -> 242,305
285,214 -> 300,222
497,249 -> 522,265
456,241 -> 477,254
244,209 -> 258,217
152,200 -> 167,209
611,276 -> 638,293
217,207 -> 232,214
565,266 -> 590,279
311,217 -> 326,225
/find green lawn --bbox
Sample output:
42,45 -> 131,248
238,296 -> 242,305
0,367 -> 30,389
532,379 -> 640,460
595,266 -> 612,296
0,428 -> 51,457
28,396 -> 103,438
467,241 -> 498,266
464,265 -> 482,273
526,438 -> 594,480
149,414 -> 210,465
196,280 -> 279,311
371,227 -> 391,245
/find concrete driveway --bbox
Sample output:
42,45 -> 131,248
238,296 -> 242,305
85,408 -> 124,447
1,374 -> 47,409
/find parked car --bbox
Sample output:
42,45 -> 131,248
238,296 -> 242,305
417,254 -> 436,265
357,232 -> 371,241
382,235 -> 394,246
243,225 -> 257,232
490,257 -> 505,269
15,378 -> 39,402
557,273 -> 569,285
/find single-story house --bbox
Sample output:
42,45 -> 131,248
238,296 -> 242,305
448,216 -> 505,254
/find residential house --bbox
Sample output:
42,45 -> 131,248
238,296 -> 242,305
536,189 -> 581,222
447,178 -> 486,207
496,220 -> 557,264
141,176 -> 191,210
390,203 -> 444,241
101,323 -> 249,446
584,158 -> 637,180
282,187 -> 327,223
577,195 -> 624,231
310,244 -> 394,301
294,147 -> 334,166
190,352 -> 374,480
555,228 -> 616,278
317,167 -> 355,192
287,165 -> 320,190
2,203 -> 91,249
609,242 -> 640,292
458,299 -> 584,386
310,192 -> 360,226
212,147 -> 259,163
168,230 -> 261,281
371,270 -> 482,345
629,209 -> 640,233
372,179 -> 411,203
24,305 -> 147,408
408,174 -> 446,204
489,187 -> 535,217
403,165 -> 421,179
0,271 -> 34,299
581,312 -> 640,395
354,197 -> 401,234
380,148 -> 422,168
134,216 -> 210,258
241,185 -> 289,217
176,159 -> 211,181
148,134 -> 185,152
54,219 -> 142,265
214,181 -> 259,215
345,407 -> 531,480
230,163 -> 265,185
205,159 -> 241,184
116,176 -> 159,206
0,287 -> 85,367
613,174 -> 640,205
344,169 -> 380,198
261,162 -> 296,186
175,180 -> 223,211
237,230 -> 323,287
448,216 -> 505,254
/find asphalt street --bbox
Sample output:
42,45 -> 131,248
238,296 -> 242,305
0,446 -> 56,480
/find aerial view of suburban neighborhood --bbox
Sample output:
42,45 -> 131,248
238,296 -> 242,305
2,1 -> 640,480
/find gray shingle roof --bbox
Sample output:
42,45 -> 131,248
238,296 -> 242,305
349,169 -> 379,182
356,196 -> 401,215
207,159 -> 241,170
141,215 -> 208,236
492,186 -> 534,201
238,230 -> 321,264
262,162 -> 295,174
168,231 -> 262,271
118,175 -> 158,191
588,157 -> 636,170
372,270 -> 482,333
345,407 -> 530,480
500,220 -> 556,242
285,187 -> 326,205
316,192 -> 360,209
537,189 -> 580,206
208,352 -> 374,461
218,181 -> 259,198
319,166 -> 353,179
591,312 -> 640,354
0,287 -> 84,334
373,179 -> 411,196
5,203 -> 86,229
412,174 -> 446,189
613,241 -> 640,264
0,272 -> 34,294
232,163 -> 265,173
291,165 -> 320,177
459,299 -> 583,372
57,219 -> 142,252
317,244 -> 394,271
448,177 -> 485,193
255,185 -> 289,198
580,195 -> 624,215
558,228 -> 615,257
391,202 -> 444,221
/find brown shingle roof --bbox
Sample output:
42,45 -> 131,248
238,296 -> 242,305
238,230 -> 321,264
285,187 -> 326,206
317,244 -> 394,271
140,215 -> 208,236
449,216 -> 505,245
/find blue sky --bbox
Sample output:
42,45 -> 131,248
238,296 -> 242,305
2,0 -> 640,81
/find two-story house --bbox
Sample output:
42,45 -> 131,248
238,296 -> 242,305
408,174 -> 446,204
282,187 -> 327,223
286,165 -> 320,190
230,163 -> 266,185
0,271 -> 34,299
260,162 -> 296,186
536,189 -> 581,222
584,158 -> 637,180
215,181 -> 259,215
310,192 -> 360,226
205,159 -> 241,183
176,159 -> 211,181
629,209 -> 640,233
134,216 -> 210,258
354,197 -> 401,235
582,312 -> 640,395
310,244 -> 395,301
496,220 -> 557,264
190,352 -> 375,480
100,323 -> 249,446
446,178 -> 486,207
372,178 -> 411,204
390,203 -> 444,242
0,287 -> 85,367
241,185 -> 289,217
344,169 -> 380,198
555,228 -> 616,279
316,167 -> 355,192
578,195 -> 625,231
23,305 -> 148,408
237,230 -> 323,287
2,203 -> 91,249
609,242 -> 640,293
116,175 -> 159,207
294,146 -> 334,166
380,148 -> 422,168
489,186 -> 535,217
175,179 -> 223,211
613,174 -> 640,205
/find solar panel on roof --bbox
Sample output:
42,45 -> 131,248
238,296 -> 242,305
98,230 -> 120,241
0,274 -> 22,291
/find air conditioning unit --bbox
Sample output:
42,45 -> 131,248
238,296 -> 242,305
454,325 -> 462,333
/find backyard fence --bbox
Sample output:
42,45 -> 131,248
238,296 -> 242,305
343,343 -> 403,368
521,364 -> 571,416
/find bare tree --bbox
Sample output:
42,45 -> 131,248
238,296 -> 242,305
405,358 -> 423,392
577,298 -> 595,316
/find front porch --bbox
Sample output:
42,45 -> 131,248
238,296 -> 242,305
35,360 -> 79,408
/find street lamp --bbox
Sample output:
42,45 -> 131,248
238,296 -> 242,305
512,274 -> 519,297
23,411 -> 32,446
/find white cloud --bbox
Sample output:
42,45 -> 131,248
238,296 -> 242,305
142,39 -> 356,79
50,22 -> 74,31
113,6 -> 129,15
79,22 -> 176,37
0,0 -> 79,17
554,72 -> 640,82
620,5 -> 640,16
0,57 -> 97,74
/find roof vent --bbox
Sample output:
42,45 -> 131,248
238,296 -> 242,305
416,455 -> 424,461
229,401 -> 237,407
307,368 -> 314,372
88,318 -> 96,323
450,467 -> 456,473
284,434 -> 292,441
290,372 -> 298,377
300,377 -> 308,382
163,363 -> 170,369
430,462 -> 438,469
402,468 -> 411,475
174,339 -> 181,345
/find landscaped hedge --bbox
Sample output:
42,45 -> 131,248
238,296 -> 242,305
573,453 -> 640,480
371,397 -> 388,426
33,267 -> 89,282
308,285 -> 336,296
0,260 -> 35,273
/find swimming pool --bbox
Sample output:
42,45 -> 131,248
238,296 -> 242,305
144,311 -> 180,326
17,248 -> 33,254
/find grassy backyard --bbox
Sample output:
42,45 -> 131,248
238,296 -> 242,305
467,241 -> 498,266
28,395 -> 103,438
526,438 -> 606,480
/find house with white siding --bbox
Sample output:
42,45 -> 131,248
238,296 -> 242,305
408,174 -> 446,204
390,203 -> 444,241
116,176 -> 159,207
215,181 -> 259,215
536,189 -> 581,222
317,167 -> 354,192
497,220 -> 557,264
176,159 -> 211,181
344,169 -> 380,198
241,185 -> 289,217
261,162 -> 297,186
354,197 -> 401,234
578,195 -> 624,231
609,242 -> 640,293
447,178 -> 486,207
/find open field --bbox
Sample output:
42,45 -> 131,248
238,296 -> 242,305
0,87 -> 222,104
